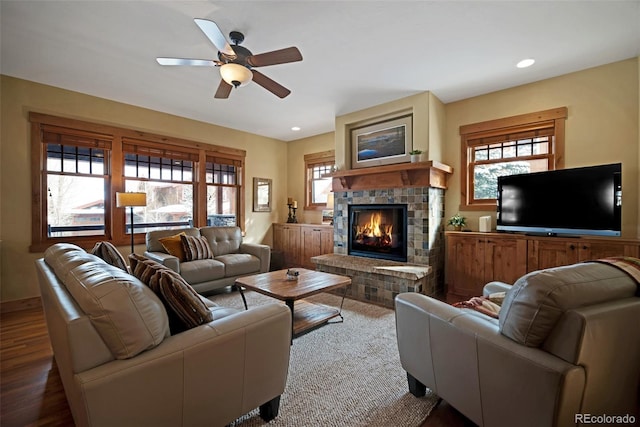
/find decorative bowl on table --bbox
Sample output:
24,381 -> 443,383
285,269 -> 299,281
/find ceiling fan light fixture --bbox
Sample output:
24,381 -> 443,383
220,63 -> 252,88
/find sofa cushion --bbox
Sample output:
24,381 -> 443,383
150,269 -> 214,333
499,262 -> 638,347
90,241 -> 128,271
181,235 -> 214,261
50,252 -> 170,359
158,232 -> 187,261
200,226 -> 242,257
45,243 -> 106,283
216,253 -> 261,277
179,259 -> 226,284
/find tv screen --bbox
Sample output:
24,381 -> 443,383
496,163 -> 622,237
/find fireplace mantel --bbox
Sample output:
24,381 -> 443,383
326,161 -> 452,192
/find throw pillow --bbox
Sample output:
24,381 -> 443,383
90,241 -> 128,271
152,269 -> 213,333
158,232 -> 187,261
129,253 -> 169,284
181,235 -> 214,261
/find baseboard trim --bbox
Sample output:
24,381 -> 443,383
1,296 -> 42,314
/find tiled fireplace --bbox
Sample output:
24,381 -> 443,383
313,170 -> 448,308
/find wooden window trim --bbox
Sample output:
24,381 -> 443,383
459,107 -> 567,211
29,112 -> 246,252
304,150 -> 335,211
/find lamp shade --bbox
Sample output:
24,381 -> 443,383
116,192 -> 147,207
326,192 -> 334,209
220,63 -> 253,88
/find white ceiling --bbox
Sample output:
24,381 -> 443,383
2,1 -> 639,141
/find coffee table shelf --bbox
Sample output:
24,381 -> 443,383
235,268 -> 351,340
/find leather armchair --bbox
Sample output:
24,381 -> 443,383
396,261 -> 640,427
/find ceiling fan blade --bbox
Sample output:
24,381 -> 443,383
251,70 -> 291,98
214,79 -> 233,99
247,47 -> 303,67
156,58 -> 218,67
194,18 -> 235,57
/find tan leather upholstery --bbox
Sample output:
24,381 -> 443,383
145,226 -> 270,294
36,243 -> 291,427
396,262 -> 640,427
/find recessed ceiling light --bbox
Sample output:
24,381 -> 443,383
291,126 -> 301,131
516,58 -> 535,68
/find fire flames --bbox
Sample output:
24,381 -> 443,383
354,212 -> 393,248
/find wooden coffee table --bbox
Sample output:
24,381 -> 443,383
235,268 -> 351,340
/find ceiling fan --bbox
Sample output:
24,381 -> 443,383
157,19 -> 303,99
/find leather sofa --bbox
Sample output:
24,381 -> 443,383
144,226 -> 270,294
35,243 -> 291,427
396,260 -> 640,427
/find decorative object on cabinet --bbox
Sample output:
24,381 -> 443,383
351,114 -> 412,169
286,198 -> 298,223
253,177 -> 272,212
447,213 -> 466,231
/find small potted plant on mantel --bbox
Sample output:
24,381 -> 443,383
409,149 -> 423,163
447,213 -> 467,231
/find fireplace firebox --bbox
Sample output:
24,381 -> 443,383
348,204 -> 408,262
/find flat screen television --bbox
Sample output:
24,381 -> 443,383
496,163 -> 622,237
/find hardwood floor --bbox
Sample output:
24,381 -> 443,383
0,303 -> 473,427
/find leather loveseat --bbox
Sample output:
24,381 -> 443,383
35,243 -> 291,427
396,260 -> 640,427
144,226 -> 270,294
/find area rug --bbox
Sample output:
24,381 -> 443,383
207,290 -> 439,427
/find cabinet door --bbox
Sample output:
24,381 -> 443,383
301,227 -> 334,269
320,227 -> 334,256
446,235 -> 485,302
579,240 -> 639,261
527,240 -> 580,271
301,227 -> 321,269
274,225 -> 301,267
484,237 -> 527,285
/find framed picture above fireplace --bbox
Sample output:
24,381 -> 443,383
351,114 -> 413,169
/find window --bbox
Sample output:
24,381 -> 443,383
304,150 -> 335,210
122,141 -> 198,234
43,127 -> 111,238
459,107 -> 567,210
30,113 -> 245,251
205,157 -> 241,226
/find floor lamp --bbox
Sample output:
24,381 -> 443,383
116,192 -> 147,254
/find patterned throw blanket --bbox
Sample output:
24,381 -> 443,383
591,256 -> 640,294
452,293 -> 504,319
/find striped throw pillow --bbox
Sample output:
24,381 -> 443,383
153,269 -> 213,332
91,241 -> 128,271
129,253 -> 169,284
181,235 -> 214,261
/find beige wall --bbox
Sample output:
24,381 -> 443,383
334,92 -> 436,169
0,75 -> 288,302
443,58 -> 639,238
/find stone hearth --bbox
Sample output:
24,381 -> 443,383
312,253 -> 432,308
